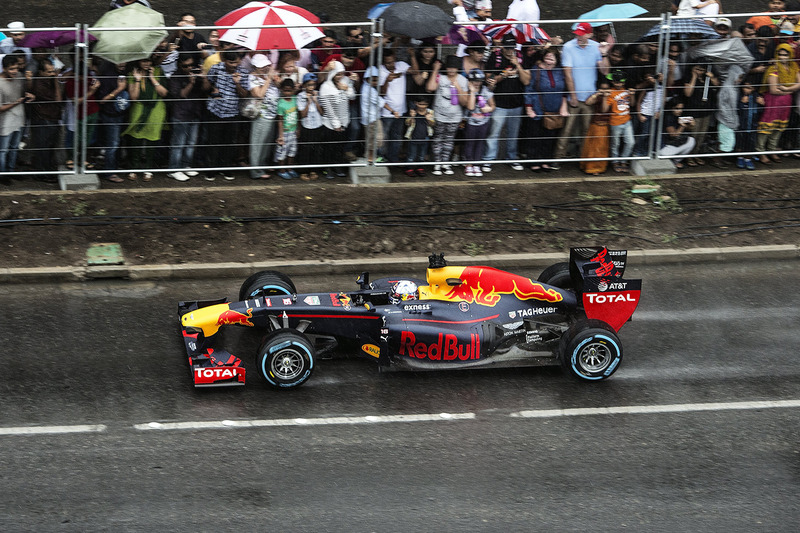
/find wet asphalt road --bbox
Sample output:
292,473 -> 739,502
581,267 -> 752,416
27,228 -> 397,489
0,260 -> 798,531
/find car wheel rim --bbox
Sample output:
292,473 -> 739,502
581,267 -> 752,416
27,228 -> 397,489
577,341 -> 612,373
272,349 -> 304,380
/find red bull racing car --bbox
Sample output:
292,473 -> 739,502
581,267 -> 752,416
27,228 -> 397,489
178,247 -> 642,388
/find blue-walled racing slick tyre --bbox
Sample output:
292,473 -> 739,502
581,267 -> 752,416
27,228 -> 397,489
257,330 -> 315,388
559,321 -> 622,381
239,270 -> 296,301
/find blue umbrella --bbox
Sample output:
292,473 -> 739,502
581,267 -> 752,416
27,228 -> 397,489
368,3 -> 395,20
577,3 -> 647,27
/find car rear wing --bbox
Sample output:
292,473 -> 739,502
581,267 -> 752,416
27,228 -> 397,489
569,247 -> 641,332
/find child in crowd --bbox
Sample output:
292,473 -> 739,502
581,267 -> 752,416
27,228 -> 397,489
296,72 -> 324,180
404,96 -> 435,176
360,66 -> 397,164
463,68 -> 495,177
602,69 -> 634,173
275,78 -> 299,180
736,77 -> 764,170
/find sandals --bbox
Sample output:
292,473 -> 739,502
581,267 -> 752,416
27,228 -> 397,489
695,158 -> 705,166
143,172 -> 153,181
674,161 -> 685,169
127,172 -> 138,180
687,159 -> 697,167
107,174 -> 124,183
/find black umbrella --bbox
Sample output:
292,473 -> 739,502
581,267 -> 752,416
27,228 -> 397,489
381,1 -> 454,39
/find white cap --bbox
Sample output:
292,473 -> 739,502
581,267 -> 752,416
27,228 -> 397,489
475,0 -> 492,10
714,17 -> 732,28
251,54 -> 271,68
7,21 -> 25,32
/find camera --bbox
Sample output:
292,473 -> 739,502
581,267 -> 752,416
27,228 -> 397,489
678,116 -> 693,124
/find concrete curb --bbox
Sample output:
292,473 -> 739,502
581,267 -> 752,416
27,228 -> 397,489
2,244 -> 797,284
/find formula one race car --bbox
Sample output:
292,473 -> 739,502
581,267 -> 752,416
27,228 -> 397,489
178,247 -> 642,388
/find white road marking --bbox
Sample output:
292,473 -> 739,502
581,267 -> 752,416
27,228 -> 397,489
512,399 -> 800,419
633,307 -> 800,321
0,424 -> 107,436
134,412 -> 476,431
2,400 -> 798,437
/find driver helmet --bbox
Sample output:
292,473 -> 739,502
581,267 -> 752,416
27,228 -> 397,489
390,280 -> 419,304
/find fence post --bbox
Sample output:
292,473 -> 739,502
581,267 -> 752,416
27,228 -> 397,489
653,13 -> 669,163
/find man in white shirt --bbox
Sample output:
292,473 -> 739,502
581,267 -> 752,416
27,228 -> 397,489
378,50 -> 409,162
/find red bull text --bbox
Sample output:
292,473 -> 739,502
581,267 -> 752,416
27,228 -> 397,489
399,331 -> 481,361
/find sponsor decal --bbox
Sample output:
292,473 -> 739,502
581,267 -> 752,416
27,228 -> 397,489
509,307 -> 557,319
194,367 -> 245,382
216,308 -> 254,327
404,304 -> 431,311
399,331 -> 480,361
502,328 -> 525,337
303,296 -> 321,305
265,298 -> 272,307
525,332 -> 543,343
502,321 -> 523,329
589,248 -> 618,278
380,328 -> 389,335
331,292 -> 352,310
585,293 -> 637,304
361,344 -> 381,358
444,266 -> 563,307
459,302 -> 470,313
598,281 -> 627,292
282,298 -> 292,305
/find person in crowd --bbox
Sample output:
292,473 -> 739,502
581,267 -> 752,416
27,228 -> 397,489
747,0 -> 788,31
659,96 -> 696,168
247,53 -> 279,180
202,30 -> 234,73
171,13 -> 208,57
756,43 -> 800,163
203,50 -> 250,180
320,61 -> 356,177
274,78 -> 299,180
0,22 -> 33,71
94,59 -> 129,183
273,50 -> 309,93
579,80 -> 612,175
27,58 -> 63,172
297,72 -> 324,180
602,69 -> 635,173
407,44 -> 438,107
109,0 -> 151,9
403,96 -> 435,176
482,33 -> 530,172
342,25 -> 374,60
0,55 -> 34,176
310,30 -> 342,73
378,49 -> 410,163
554,22 -> 609,167
122,55 -> 168,181
524,48 -> 568,172
427,55 -> 468,175
736,77 -> 764,170
461,40 -> 486,76
361,66 -> 394,164
463,68 -> 495,177
62,59 -> 100,170
166,54 -> 207,181
682,63 -> 720,166
321,49 -> 365,161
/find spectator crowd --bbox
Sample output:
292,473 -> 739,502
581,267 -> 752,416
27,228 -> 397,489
3,0 -> 800,184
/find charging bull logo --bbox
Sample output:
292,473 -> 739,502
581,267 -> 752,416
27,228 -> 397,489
216,308 -> 254,327
444,266 -> 563,307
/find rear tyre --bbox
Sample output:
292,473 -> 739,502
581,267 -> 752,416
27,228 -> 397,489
239,270 -> 296,301
559,321 -> 622,381
537,262 -> 571,289
257,330 -> 315,388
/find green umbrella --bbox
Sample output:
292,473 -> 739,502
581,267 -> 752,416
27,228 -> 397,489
91,4 -> 168,64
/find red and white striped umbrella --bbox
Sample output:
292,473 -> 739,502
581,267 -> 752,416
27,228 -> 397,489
482,19 -> 550,45
215,1 -> 324,51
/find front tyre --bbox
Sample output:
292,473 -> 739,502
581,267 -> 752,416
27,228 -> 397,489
559,321 -> 622,381
257,331 -> 315,388
239,270 -> 296,301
